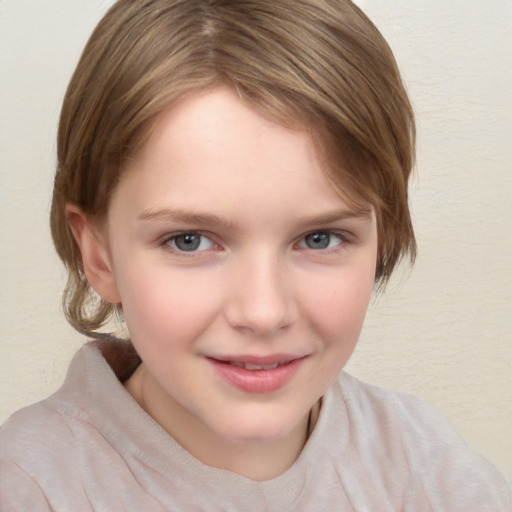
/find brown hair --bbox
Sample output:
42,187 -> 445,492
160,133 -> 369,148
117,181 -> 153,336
51,0 -> 416,337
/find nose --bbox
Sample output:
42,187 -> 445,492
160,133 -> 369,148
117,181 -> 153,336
224,251 -> 297,337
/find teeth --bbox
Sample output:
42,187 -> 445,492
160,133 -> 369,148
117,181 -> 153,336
229,361 -> 279,370
244,362 -> 279,370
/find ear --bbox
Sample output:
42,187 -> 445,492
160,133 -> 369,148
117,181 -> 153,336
66,205 -> 121,304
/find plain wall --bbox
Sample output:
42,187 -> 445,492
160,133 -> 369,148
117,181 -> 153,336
1,1 -> 511,478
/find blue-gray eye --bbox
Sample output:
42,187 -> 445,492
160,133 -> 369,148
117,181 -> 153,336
167,233 -> 213,252
301,232 -> 343,250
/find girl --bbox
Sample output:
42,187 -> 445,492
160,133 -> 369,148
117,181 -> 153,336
1,1 -> 510,510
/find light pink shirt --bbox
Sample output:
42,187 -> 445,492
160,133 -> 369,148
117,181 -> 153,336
1,342 -> 511,511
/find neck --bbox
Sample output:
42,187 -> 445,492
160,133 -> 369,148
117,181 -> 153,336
178,413 -> 310,481
124,363 -> 317,481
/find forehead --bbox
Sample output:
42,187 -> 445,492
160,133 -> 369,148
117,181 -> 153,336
128,87 -> 317,172
113,86 -> 370,222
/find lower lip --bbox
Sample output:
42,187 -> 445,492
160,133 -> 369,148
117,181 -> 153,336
208,357 -> 305,393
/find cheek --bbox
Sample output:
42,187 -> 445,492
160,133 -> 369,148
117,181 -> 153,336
115,264 -> 221,345
306,267 -> 374,343
304,269 -> 374,389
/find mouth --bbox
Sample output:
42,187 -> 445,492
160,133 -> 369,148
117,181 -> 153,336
208,355 -> 303,370
206,354 -> 307,393
229,361 -> 280,370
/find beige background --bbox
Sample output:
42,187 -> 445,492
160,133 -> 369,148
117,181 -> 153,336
1,1 -> 511,478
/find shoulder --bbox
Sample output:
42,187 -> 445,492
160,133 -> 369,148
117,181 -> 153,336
336,371 -> 459,438
0,341 -> 138,510
0,399 -> 85,511
332,372 -> 512,510
0,458 -> 52,512
1,398 -> 81,473
0,340 -> 131,470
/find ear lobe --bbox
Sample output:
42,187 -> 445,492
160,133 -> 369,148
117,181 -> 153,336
66,205 -> 121,304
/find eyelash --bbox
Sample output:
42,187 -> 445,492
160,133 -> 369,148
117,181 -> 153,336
159,229 -> 351,255
296,230 -> 349,252
160,231 -> 217,254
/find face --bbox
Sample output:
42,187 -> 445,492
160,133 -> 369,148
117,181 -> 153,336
90,87 -> 377,452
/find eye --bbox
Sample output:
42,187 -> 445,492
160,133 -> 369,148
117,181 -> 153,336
165,232 -> 214,252
299,231 -> 345,250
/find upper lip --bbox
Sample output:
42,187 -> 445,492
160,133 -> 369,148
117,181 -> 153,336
206,354 -> 306,366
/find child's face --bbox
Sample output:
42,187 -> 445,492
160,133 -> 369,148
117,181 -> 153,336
89,87 -> 377,447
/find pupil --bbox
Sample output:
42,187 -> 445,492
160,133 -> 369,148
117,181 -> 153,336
176,234 -> 200,251
306,232 -> 329,249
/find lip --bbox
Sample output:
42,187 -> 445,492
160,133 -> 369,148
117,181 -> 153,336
206,354 -> 307,393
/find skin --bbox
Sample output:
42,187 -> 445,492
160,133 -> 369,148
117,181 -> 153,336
68,86 -> 378,481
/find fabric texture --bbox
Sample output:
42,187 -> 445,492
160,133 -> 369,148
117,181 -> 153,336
1,340 -> 511,511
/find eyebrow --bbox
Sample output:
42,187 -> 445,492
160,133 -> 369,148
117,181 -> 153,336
138,206 -> 372,229
302,207 -> 373,226
138,208 -> 236,230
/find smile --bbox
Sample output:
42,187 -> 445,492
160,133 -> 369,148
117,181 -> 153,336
206,355 -> 307,393
227,361 -> 282,370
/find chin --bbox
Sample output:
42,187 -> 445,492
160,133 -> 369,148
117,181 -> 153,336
214,413 -> 304,446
